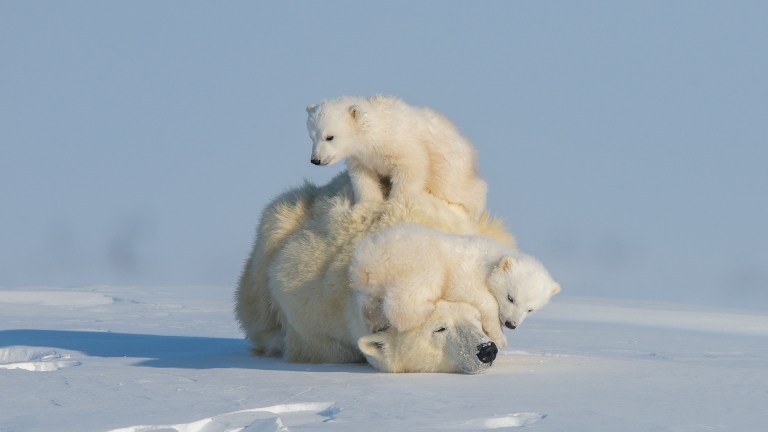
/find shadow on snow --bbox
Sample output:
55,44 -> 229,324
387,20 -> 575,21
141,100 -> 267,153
0,329 -> 374,373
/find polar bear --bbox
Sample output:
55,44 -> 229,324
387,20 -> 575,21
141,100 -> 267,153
350,224 -> 561,348
235,171 -> 514,373
356,300 -> 499,373
306,95 -> 488,220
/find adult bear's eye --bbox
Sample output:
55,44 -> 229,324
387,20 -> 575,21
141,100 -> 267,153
528,309 -> 533,313
434,327 -> 447,333
325,135 -> 334,141
507,295 -> 515,304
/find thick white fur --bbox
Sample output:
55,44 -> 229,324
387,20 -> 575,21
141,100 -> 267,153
235,172 -> 514,373
351,224 -> 561,348
306,95 -> 488,220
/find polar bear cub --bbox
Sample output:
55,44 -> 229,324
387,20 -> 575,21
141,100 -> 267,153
306,95 -> 488,220
350,224 -> 561,347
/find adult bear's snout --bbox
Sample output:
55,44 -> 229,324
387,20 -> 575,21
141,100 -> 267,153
311,158 -> 322,165
505,320 -> 517,330
476,341 -> 498,364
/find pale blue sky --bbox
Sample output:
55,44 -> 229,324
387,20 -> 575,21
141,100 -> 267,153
2,1 -> 766,309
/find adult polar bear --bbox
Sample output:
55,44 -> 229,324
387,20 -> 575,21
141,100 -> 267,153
235,172 -> 514,373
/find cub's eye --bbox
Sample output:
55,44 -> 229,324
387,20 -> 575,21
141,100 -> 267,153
325,135 -> 334,141
434,327 -> 447,333
528,309 -> 534,313
507,295 -> 515,304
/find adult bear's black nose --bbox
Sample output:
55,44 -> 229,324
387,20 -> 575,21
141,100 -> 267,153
505,321 -> 516,329
476,341 -> 498,364
311,158 -> 322,165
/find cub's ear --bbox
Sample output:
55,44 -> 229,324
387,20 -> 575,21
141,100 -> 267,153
358,333 -> 388,358
306,103 -> 317,112
348,104 -> 362,120
362,297 -> 391,333
495,256 -> 515,273
551,283 -> 561,296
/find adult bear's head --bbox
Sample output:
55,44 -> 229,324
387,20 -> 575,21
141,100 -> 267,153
357,300 -> 497,374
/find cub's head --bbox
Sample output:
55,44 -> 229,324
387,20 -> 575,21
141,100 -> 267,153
357,300 -> 497,374
487,252 -> 560,330
306,99 -> 367,167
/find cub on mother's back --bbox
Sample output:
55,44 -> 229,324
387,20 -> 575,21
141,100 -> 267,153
306,95 -> 488,220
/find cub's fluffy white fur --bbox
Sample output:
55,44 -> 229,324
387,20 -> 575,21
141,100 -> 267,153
351,224 -> 560,348
306,95 -> 488,220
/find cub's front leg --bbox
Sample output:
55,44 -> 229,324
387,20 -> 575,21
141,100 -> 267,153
475,294 -> 508,348
482,316 -> 508,349
347,159 -> 386,204
388,158 -> 429,201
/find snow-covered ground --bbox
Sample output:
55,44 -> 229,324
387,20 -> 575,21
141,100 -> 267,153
1,286 -> 766,431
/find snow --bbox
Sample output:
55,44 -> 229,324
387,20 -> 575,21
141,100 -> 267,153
1,286 -> 766,431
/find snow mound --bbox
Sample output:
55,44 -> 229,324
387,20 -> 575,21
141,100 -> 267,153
483,413 -> 547,428
0,347 -> 81,372
107,402 -> 337,432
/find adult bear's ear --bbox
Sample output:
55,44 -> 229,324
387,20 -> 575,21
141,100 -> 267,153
551,283 -> 561,296
358,334 -> 388,358
306,103 -> 317,112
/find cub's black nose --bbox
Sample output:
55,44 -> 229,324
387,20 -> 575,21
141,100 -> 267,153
505,321 -> 516,330
476,341 -> 498,364
311,158 -> 322,165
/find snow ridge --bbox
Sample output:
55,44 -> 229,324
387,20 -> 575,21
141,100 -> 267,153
0,347 -> 81,372
107,402 -> 337,432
